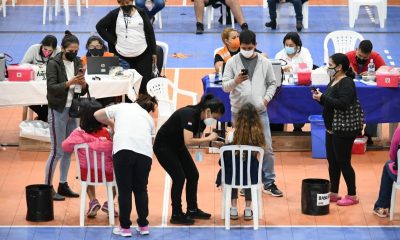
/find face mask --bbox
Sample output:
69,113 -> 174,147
229,38 -> 240,49
204,118 -> 217,126
121,5 -> 134,14
42,49 -> 52,58
326,67 -> 337,77
240,49 -> 254,59
88,48 -> 105,57
285,46 -> 296,55
356,56 -> 368,65
64,51 -> 77,61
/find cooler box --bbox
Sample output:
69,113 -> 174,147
376,70 -> 399,88
7,65 -> 34,81
352,136 -> 368,154
297,69 -> 312,86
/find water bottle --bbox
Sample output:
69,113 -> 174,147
0,53 -> 5,81
367,59 -> 375,81
145,0 -> 154,11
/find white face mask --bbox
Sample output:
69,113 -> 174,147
240,49 -> 254,58
326,67 -> 337,77
204,118 -> 217,126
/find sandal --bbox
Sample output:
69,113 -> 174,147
244,208 -> 253,221
230,207 -> 239,220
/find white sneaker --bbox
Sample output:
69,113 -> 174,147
136,225 -> 150,235
230,207 -> 239,220
244,208 -> 253,221
113,226 -> 132,237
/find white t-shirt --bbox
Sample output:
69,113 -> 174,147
63,60 -> 75,108
105,103 -> 154,158
115,10 -> 147,58
274,47 -> 313,71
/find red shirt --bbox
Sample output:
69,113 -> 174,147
90,127 -> 111,140
346,50 -> 386,74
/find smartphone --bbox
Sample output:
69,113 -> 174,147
310,86 -> 317,92
241,69 -> 248,76
78,68 -> 86,75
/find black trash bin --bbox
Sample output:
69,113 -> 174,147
301,178 -> 330,216
26,184 -> 54,222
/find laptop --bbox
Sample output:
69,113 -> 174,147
87,57 -> 119,75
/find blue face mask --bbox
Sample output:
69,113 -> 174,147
285,47 -> 296,55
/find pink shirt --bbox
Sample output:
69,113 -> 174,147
388,127 -> 400,175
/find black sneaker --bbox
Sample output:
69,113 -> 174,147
52,187 -> 65,201
58,182 -> 79,198
170,212 -> 195,225
196,22 -> 204,35
263,183 -> 283,197
240,23 -> 249,31
186,208 -> 211,219
265,20 -> 277,30
296,21 -> 303,32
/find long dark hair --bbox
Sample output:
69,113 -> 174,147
135,94 -> 158,113
41,35 -> 58,49
194,93 -> 225,115
330,53 -> 355,79
79,100 -> 104,134
283,32 -> 302,53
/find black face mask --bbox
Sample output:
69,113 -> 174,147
121,5 -> 134,14
64,51 -> 78,61
87,48 -> 105,57
356,56 -> 368,65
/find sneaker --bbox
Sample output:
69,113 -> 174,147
136,225 -> 150,235
87,199 -> 101,218
57,182 -> 79,198
113,226 -> 132,237
230,207 -> 239,220
244,208 -> 253,221
239,189 -> 245,196
101,201 -> 119,217
170,212 -> 195,225
265,20 -> 277,30
296,21 -> 303,32
336,195 -> 359,206
330,194 -> 342,203
51,187 -> 65,201
240,23 -> 249,31
196,22 -> 204,34
186,208 -> 211,219
373,208 -> 389,218
263,184 -> 283,197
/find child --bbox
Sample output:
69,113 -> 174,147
216,103 -> 266,220
62,100 -> 118,218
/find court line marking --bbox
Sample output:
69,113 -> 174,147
2,225 -> 399,228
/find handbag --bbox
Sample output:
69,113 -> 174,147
69,85 -> 97,118
332,92 -> 364,133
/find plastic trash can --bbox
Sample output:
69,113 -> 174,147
301,178 -> 330,216
308,115 -> 326,159
26,184 -> 54,222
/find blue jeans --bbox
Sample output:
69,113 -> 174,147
44,107 -> 77,186
135,0 -> 165,18
232,111 -> 276,187
374,160 -> 397,209
267,0 -> 303,21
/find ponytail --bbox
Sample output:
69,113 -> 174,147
61,30 -> 79,49
345,66 -> 356,79
330,53 -> 355,79
194,93 -> 225,114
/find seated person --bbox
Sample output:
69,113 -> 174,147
373,127 -> 400,218
81,35 -> 116,107
135,0 -> 165,22
216,103 -> 266,220
265,0 -> 308,31
274,31 -> 313,132
21,35 -> 61,122
194,0 -> 248,34
62,101 -> 118,218
346,40 -> 386,144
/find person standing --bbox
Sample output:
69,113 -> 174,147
265,0 -> 308,31
96,0 -> 157,94
45,31 -> 87,201
222,30 -> 283,197
135,0 -> 165,23
312,53 -> 361,206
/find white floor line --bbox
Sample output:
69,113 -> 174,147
161,174 -> 171,227
387,55 -> 392,60
3,225 -> 400,228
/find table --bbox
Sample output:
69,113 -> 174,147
202,75 -> 400,124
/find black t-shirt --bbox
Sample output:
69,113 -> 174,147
155,106 -> 205,149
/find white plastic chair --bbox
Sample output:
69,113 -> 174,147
156,41 -> 169,72
74,143 -> 117,227
1,0 -> 16,17
220,145 -> 264,230
154,11 -> 163,29
389,149 -> 400,221
206,3 -> 234,30
348,0 -> 387,28
323,30 -> 364,65
43,0 -> 70,25
264,1 -> 309,29
55,0 -> 88,16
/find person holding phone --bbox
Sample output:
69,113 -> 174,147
222,30 -> 283,197
44,31 -> 88,201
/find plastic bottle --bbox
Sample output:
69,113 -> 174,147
367,59 -> 375,81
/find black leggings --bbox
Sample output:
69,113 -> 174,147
29,105 -> 48,122
113,150 -> 152,228
153,142 -> 199,214
325,132 -> 357,196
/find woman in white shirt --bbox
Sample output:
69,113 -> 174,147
94,94 -> 158,237
274,32 -> 313,132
